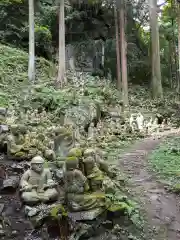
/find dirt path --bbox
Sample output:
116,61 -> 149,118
119,130 -> 180,240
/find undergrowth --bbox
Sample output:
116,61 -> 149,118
0,44 -> 55,107
149,136 -> 180,189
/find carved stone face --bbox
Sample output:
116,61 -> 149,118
31,163 -> 44,173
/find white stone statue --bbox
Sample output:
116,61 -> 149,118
129,114 -> 137,132
88,122 -> 96,140
20,156 -> 58,204
136,112 -> 144,131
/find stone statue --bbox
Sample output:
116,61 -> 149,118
20,156 -> 58,204
136,112 -> 144,131
6,109 -> 17,125
83,156 -> 104,192
129,114 -> 138,132
87,122 -> 96,140
64,157 -> 104,211
97,121 -> 104,136
83,148 -> 113,177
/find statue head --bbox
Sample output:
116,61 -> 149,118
30,155 -> 44,173
65,156 -> 79,171
83,156 -> 95,171
84,148 -> 96,157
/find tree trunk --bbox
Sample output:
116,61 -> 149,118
119,0 -> 129,105
177,3 -> 180,91
101,41 -> 105,68
28,0 -> 35,83
56,0 -> 66,88
149,0 -> 163,98
168,41 -> 173,88
114,4 -> 121,91
66,44 -> 75,71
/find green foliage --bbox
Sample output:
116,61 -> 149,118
106,192 -> 143,228
149,136 -> 180,186
50,204 -> 67,219
0,44 -> 55,106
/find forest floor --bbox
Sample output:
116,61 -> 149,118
119,129 -> 180,240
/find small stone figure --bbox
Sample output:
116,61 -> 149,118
136,112 -> 144,131
6,109 -> 17,125
87,122 -> 96,140
129,114 -> 138,132
64,157 -> 103,212
83,156 -> 104,192
20,156 -> 58,204
97,121 -> 104,136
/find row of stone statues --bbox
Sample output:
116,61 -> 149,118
129,112 -> 170,134
20,147 -> 113,213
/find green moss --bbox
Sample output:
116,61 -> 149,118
66,156 -> 78,161
67,148 -> 82,157
50,204 -> 67,218
108,202 -> 129,212
14,151 -> 25,157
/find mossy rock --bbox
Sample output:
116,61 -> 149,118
107,202 -> 129,212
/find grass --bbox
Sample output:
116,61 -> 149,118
149,136 -> 180,187
0,44 -> 55,107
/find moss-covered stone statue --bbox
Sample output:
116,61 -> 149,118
64,156 -> 105,212
83,148 -> 113,177
54,127 -> 74,157
20,156 -> 58,204
83,155 -> 104,192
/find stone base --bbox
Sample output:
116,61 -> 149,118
68,208 -> 104,221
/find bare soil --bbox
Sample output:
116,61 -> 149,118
119,130 -> 180,240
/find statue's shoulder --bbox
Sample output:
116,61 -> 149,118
43,168 -> 51,174
22,169 -> 31,176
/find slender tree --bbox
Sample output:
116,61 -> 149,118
56,0 -> 66,88
177,1 -> 180,90
119,0 -> 129,105
149,0 -> 163,98
114,2 -> 121,90
28,0 -> 35,82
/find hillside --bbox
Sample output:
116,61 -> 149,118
0,45 -> 179,240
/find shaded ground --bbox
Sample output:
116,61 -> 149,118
119,129 -> 180,240
0,157 -> 32,240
